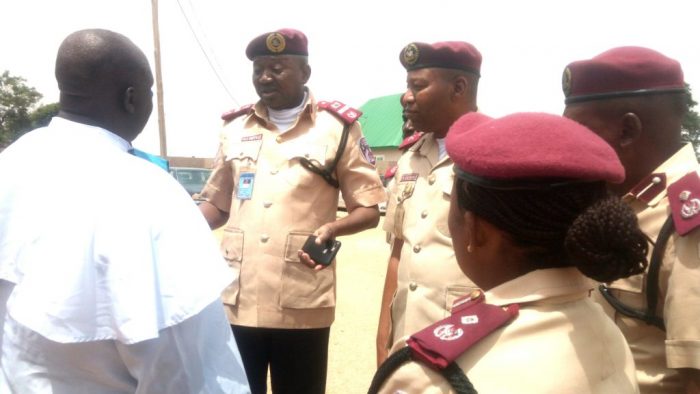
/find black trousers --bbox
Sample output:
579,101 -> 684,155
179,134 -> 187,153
231,325 -> 330,394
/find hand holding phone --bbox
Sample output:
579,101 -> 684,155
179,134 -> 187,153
301,235 -> 341,266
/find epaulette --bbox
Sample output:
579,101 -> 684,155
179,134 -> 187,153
221,104 -> 254,123
384,165 -> 398,180
317,100 -> 362,125
629,172 -> 667,203
406,290 -> 518,370
398,131 -> 424,151
667,171 -> 700,236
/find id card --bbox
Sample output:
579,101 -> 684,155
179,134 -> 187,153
237,172 -> 255,200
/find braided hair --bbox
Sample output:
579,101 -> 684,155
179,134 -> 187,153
455,178 -> 648,283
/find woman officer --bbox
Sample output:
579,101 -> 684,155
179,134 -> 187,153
369,112 -> 646,393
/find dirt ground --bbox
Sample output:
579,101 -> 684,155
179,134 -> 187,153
326,216 -> 389,394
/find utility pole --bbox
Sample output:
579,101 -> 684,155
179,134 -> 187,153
151,0 -> 167,157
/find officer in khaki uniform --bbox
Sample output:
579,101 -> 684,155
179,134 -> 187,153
198,28 -> 386,394
370,112 -> 642,394
376,41 -> 482,366
563,47 -> 700,393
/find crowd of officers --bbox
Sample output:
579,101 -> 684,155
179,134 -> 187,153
193,28 -> 700,393
0,26 -> 697,394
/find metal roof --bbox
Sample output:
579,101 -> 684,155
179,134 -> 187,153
358,93 -> 403,148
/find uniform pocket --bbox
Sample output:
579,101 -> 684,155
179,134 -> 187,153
225,140 -> 262,162
382,180 -> 399,233
282,144 -> 329,188
436,188 -> 452,237
280,232 -> 336,309
391,180 -> 417,239
220,227 -> 244,305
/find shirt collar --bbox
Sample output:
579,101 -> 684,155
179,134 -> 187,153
411,133 -> 453,169
50,116 -> 131,153
624,143 -> 698,207
252,88 -> 316,126
484,267 -> 593,307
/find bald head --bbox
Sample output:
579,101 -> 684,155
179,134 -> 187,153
55,29 -> 154,141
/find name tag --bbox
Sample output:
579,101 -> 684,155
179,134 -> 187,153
237,172 -> 255,200
401,173 -> 419,182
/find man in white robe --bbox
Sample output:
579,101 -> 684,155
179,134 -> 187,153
0,29 -> 249,393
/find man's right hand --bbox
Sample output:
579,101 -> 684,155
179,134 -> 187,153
198,201 -> 229,230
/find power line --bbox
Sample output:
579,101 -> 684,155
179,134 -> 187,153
175,0 -> 239,106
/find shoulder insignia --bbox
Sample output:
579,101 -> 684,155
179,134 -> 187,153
384,164 -> 398,180
668,171 -> 700,236
629,173 -> 667,203
317,100 -> 362,125
398,131 -> 424,150
406,290 -> 518,370
221,104 -> 254,122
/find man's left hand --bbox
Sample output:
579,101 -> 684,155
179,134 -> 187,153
298,223 -> 336,271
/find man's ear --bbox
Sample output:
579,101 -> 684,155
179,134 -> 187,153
123,87 -> 136,114
468,211 -> 491,248
452,75 -> 468,100
463,210 -> 481,248
620,112 -> 642,148
301,64 -> 311,84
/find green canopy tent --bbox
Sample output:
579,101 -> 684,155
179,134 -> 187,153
358,93 -> 403,149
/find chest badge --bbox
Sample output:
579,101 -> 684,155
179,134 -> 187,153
237,172 -> 255,200
680,190 -> 700,219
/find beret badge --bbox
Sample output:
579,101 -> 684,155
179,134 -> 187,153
562,67 -> 572,97
403,43 -> 420,65
266,32 -> 286,53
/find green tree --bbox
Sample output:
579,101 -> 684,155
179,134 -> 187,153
29,102 -> 60,130
0,71 -> 58,149
681,84 -> 700,149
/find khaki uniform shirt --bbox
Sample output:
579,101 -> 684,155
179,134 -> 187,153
199,92 -> 386,329
383,133 -> 477,346
592,144 -> 700,393
379,268 -> 639,394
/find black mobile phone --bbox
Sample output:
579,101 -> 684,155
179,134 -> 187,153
301,235 -> 341,266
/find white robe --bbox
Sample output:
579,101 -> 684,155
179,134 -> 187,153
0,117 -> 249,393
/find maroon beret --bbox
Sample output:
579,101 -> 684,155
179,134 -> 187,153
563,46 -> 685,104
399,41 -> 482,76
446,112 -> 624,189
246,28 -> 308,60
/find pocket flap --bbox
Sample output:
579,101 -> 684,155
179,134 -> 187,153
221,227 -> 244,263
284,231 -> 313,263
283,143 -> 327,164
225,139 -> 262,161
